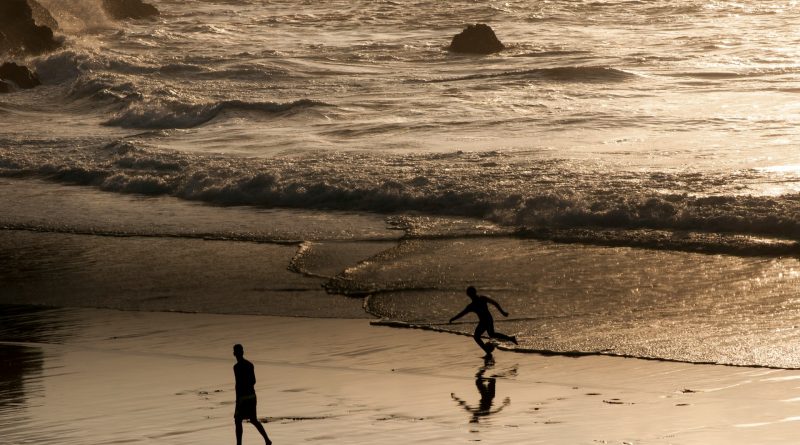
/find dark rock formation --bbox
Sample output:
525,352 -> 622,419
0,80 -> 11,94
448,24 -> 505,54
102,0 -> 160,20
0,62 -> 41,89
0,0 -> 60,56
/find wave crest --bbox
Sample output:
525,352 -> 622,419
425,66 -> 636,83
103,98 -> 332,129
2,145 -> 800,255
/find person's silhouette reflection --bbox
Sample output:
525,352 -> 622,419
451,356 -> 511,423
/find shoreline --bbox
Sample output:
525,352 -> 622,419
3,307 -> 800,444
5,178 -> 800,370
372,318 -> 800,371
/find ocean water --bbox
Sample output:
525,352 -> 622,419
4,0 -> 800,367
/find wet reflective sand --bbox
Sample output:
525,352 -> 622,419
4,307 -> 800,444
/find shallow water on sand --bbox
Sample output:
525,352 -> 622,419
351,238 -> 800,368
4,180 -> 800,368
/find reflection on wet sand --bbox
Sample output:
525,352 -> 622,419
0,305 -> 77,343
0,305 -> 71,435
451,356 -> 515,425
0,344 -> 44,411
0,343 -> 45,442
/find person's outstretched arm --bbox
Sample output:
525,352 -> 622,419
486,297 -> 509,317
449,307 -> 471,323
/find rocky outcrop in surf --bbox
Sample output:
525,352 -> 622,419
0,0 -> 60,56
448,24 -> 505,54
0,62 -> 41,92
102,0 -> 160,20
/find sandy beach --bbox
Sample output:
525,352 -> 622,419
2,306 -> 800,445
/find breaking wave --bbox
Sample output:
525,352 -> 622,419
2,142 -> 799,255
103,98 -> 332,129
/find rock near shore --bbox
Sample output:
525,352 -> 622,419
0,62 -> 42,91
448,24 -> 505,54
0,0 -> 60,56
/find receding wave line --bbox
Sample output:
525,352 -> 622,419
103,98 -> 332,129
515,227 -> 800,257
667,67 -> 800,80
369,319 -> 800,370
0,223 -> 302,244
423,66 -> 636,83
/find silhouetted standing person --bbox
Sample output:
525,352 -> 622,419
449,286 -> 518,355
233,344 -> 272,445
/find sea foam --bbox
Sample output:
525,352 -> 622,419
2,141 -> 799,255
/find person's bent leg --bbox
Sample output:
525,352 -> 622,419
487,327 -> 518,344
250,419 -> 272,445
474,325 -> 492,353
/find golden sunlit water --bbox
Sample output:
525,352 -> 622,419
8,2 -> 800,444
5,0 -> 800,371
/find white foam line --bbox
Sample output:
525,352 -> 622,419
761,375 -> 800,382
735,415 -> 800,428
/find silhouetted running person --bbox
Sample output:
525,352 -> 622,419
449,286 -> 518,355
233,344 -> 272,445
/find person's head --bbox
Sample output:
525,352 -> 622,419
233,343 -> 244,359
466,286 -> 477,299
